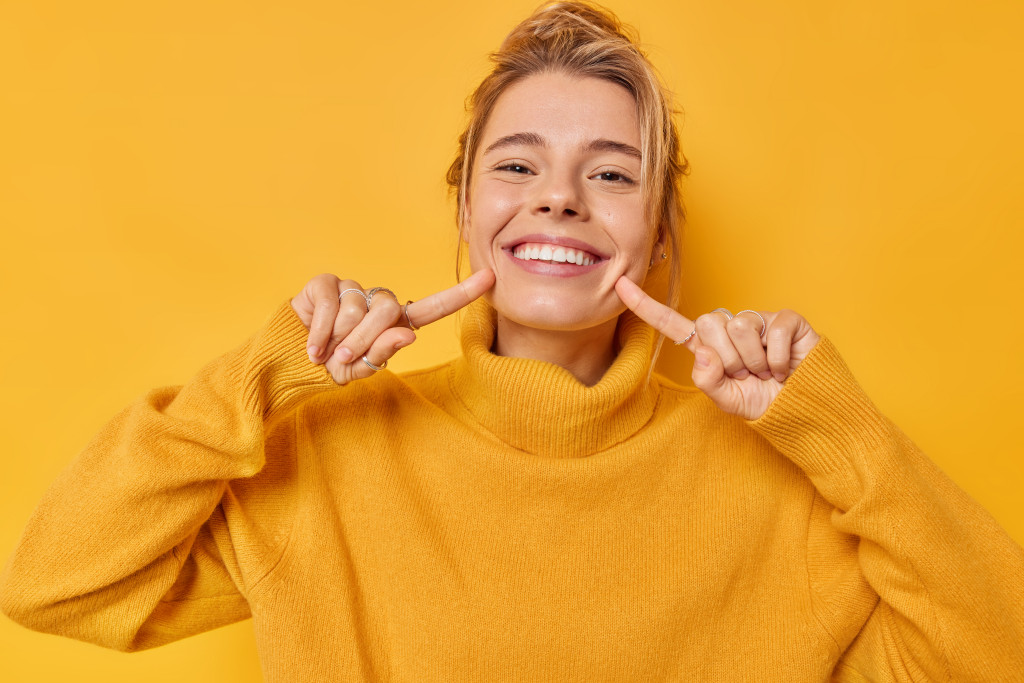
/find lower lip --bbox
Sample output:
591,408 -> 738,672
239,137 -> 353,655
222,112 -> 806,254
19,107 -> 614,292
503,249 -> 605,278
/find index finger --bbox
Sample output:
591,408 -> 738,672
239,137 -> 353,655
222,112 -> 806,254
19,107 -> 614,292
405,268 -> 496,329
614,276 -> 696,349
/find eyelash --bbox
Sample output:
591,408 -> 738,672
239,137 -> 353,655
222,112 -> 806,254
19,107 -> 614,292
594,171 -> 635,185
492,163 -> 635,185
494,162 -> 534,175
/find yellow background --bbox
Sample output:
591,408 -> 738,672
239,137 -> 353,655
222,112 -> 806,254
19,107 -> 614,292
1,0 -> 1021,679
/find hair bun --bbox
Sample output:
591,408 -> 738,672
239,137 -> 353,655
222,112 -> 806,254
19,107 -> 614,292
509,1 -> 622,42
502,1 -> 634,48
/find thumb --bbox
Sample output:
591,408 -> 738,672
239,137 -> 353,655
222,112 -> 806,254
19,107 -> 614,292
691,345 -> 731,405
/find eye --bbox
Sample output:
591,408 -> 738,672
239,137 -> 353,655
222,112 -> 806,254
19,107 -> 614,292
593,170 -> 635,184
494,162 -> 534,175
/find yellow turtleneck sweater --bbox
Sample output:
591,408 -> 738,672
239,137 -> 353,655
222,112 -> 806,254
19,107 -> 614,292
1,300 -> 1022,681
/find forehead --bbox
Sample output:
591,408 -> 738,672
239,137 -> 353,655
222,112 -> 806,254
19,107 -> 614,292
480,72 -> 640,150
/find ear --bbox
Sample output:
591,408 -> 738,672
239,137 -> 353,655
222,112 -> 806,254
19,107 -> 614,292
651,226 -> 667,260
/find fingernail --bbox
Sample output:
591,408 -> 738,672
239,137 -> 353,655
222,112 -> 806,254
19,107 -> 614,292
774,372 -> 787,382
757,371 -> 772,381
336,347 -> 353,363
734,369 -> 750,379
695,349 -> 710,367
307,346 -> 319,362
394,339 -> 411,351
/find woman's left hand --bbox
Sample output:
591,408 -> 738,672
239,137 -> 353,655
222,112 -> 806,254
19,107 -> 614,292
615,276 -> 820,420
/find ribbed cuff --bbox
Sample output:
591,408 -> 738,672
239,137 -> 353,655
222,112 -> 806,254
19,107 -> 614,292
748,338 -> 896,509
227,300 -> 339,419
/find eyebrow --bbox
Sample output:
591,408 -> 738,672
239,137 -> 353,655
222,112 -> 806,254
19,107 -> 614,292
482,132 -> 641,160
483,132 -> 545,156
583,138 -> 642,160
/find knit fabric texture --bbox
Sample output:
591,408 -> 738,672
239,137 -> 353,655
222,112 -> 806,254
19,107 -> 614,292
2,299 -> 1022,681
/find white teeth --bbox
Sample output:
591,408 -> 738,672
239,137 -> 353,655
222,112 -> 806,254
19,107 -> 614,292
511,243 -> 599,266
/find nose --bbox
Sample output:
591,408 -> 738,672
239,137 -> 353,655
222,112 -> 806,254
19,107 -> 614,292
531,170 -> 589,220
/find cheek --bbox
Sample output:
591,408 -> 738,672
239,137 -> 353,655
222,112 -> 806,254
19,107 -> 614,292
467,182 -> 526,243
605,204 -> 654,264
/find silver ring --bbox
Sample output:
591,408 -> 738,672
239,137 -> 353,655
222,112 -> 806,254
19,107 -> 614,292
674,327 -> 697,346
361,355 -> 387,372
403,301 -> 419,330
711,308 -> 734,320
736,309 -> 767,337
339,288 -> 369,311
366,287 -> 398,307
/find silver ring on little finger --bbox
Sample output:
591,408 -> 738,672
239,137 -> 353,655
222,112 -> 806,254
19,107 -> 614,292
366,287 -> 399,308
736,309 -> 766,337
362,355 -> 387,372
340,288 -> 370,311
674,327 -> 697,345
711,308 -> 734,320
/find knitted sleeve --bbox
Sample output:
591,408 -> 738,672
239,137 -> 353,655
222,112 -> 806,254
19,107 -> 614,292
0,301 -> 336,651
749,338 -> 1024,681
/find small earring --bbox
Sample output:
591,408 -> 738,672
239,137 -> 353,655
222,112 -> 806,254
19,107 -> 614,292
661,252 -> 668,259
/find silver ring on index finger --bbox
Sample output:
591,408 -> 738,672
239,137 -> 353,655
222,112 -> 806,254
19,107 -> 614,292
339,288 -> 370,311
674,327 -> 697,345
403,301 -> 419,330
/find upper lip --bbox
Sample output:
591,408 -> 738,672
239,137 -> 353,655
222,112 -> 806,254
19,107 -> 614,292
501,233 -> 608,260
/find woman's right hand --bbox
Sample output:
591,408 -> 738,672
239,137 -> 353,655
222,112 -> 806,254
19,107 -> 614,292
290,269 -> 495,385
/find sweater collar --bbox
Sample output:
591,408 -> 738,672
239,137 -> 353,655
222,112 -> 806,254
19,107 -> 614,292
451,299 -> 660,458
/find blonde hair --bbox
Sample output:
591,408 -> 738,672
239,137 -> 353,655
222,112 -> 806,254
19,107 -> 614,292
446,1 -> 689,358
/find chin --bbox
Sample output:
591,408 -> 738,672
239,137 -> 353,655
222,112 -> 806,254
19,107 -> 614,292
486,289 -> 623,333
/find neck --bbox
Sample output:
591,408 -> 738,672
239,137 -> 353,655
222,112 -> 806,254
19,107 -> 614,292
491,314 -> 619,387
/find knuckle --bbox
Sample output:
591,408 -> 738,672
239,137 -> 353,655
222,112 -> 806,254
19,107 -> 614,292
423,296 -> 445,322
337,304 -> 366,323
654,308 -> 674,331
372,296 -> 401,319
774,309 -> 798,326
310,273 -> 341,293
727,317 -> 753,333
312,273 -> 336,285
695,314 -> 717,332
721,359 -> 743,374
346,331 -> 372,353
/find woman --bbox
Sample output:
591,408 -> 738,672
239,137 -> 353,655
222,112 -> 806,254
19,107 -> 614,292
2,2 -> 1022,681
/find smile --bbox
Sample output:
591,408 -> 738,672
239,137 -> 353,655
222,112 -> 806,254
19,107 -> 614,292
511,242 -> 599,266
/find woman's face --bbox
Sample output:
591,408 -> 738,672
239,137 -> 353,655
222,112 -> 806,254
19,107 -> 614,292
466,71 -> 658,334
